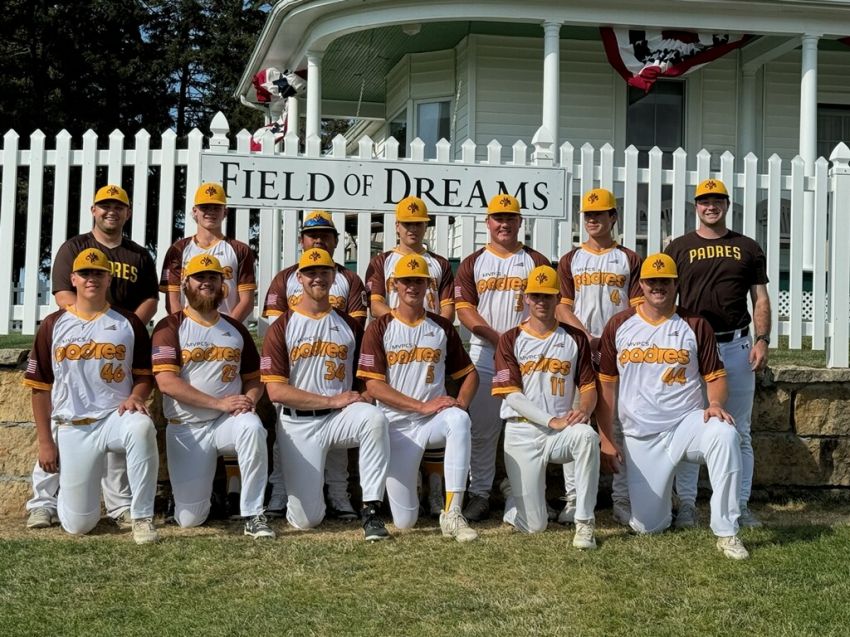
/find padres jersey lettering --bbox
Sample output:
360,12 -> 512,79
366,249 -> 454,315
598,306 -> 725,436
357,312 -> 473,423
260,308 -> 362,394
160,236 -> 256,317
262,263 -> 367,321
492,322 -> 595,419
558,244 -> 642,338
455,245 -> 550,349
23,306 -> 152,422
151,311 -> 260,424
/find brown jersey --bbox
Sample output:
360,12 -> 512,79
665,230 -> 768,333
52,233 -> 159,313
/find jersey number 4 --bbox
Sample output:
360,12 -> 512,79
100,363 -> 125,383
661,367 -> 687,386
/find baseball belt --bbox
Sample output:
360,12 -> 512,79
282,407 -> 333,418
715,326 -> 749,343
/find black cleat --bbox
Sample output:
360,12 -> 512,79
361,502 -> 391,541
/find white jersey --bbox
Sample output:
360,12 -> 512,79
260,308 -> 362,394
454,244 -> 550,350
151,310 -> 261,424
262,263 -> 367,321
598,306 -> 726,437
492,322 -> 596,419
23,306 -> 152,422
357,311 -> 474,424
365,248 -> 454,315
160,236 -> 256,317
557,243 -> 643,338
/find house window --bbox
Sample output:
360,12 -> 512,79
626,81 -> 685,168
416,100 -> 451,159
389,110 -> 408,158
818,105 -> 850,160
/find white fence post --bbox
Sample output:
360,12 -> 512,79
828,143 -> 850,367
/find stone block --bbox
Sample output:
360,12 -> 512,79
0,422 -> 37,477
0,371 -> 33,423
0,480 -> 31,517
0,348 -> 28,367
751,386 -> 791,432
794,383 -> 850,436
753,433 -> 850,487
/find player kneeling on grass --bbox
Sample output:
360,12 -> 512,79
357,254 -> 479,542
492,266 -> 601,549
23,248 -> 159,544
261,248 -> 392,541
595,253 -> 749,560
151,254 -> 273,539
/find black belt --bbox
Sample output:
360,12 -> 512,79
282,407 -> 333,418
715,326 -> 748,343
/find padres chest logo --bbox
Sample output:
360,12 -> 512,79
476,276 -> 526,293
573,271 -> 626,290
618,346 -> 690,365
55,341 -> 126,361
290,340 -> 348,362
387,347 -> 442,365
688,245 -> 742,263
181,346 -> 241,363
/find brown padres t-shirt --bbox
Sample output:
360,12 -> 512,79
665,230 -> 768,333
52,233 -> 159,313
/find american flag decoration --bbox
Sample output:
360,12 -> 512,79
359,353 -> 375,367
152,345 -> 177,362
250,67 -> 308,152
260,356 -> 272,371
493,369 -> 511,383
601,28 -> 751,92
26,358 -> 37,374
266,293 -> 278,306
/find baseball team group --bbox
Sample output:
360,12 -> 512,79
22,174 -> 770,560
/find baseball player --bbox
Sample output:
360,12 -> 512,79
27,184 -> 159,530
365,195 -> 456,517
596,253 -> 749,560
555,188 -> 642,526
666,179 -> 771,529
23,248 -> 159,543
357,253 -> 478,541
160,182 -> 256,321
492,265 -> 600,548
262,210 -> 367,521
261,248 -> 391,540
455,193 -> 550,521
152,254 -> 273,538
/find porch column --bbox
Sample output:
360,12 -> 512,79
800,34 -> 819,270
739,69 -> 757,157
306,51 -> 324,140
541,21 -> 561,149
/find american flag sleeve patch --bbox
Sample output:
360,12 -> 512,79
493,369 -> 511,383
266,293 -> 278,306
151,346 -> 176,362
26,358 -> 37,374
260,356 -> 272,371
359,353 -> 375,367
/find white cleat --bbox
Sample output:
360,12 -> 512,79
716,535 -> 749,560
440,509 -> 479,543
572,520 -> 597,550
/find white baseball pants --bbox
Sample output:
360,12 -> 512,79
503,419 -> 600,533
386,407 -> 472,529
277,402 -> 389,529
56,411 -> 158,535
626,410 -> 742,537
674,334 -> 755,506
467,344 -> 503,497
166,412 -> 268,527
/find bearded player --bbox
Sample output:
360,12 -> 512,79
358,253 -> 478,542
492,265 -> 601,549
23,248 -> 159,543
152,254 -> 273,538
596,253 -> 749,560
261,248 -> 391,540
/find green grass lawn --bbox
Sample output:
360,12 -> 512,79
2,502 -> 849,636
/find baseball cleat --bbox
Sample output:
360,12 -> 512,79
112,509 -> 133,530
558,497 -> 577,525
462,493 -> 491,522
26,507 -> 57,529
572,520 -> 597,550
244,514 -> 275,539
132,518 -> 159,545
738,505 -> 763,528
674,502 -> 698,529
361,502 -> 391,541
716,535 -> 749,560
327,494 -> 359,522
612,500 -> 632,526
440,509 -> 479,543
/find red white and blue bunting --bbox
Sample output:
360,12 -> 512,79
601,28 -> 751,92
249,68 -> 308,151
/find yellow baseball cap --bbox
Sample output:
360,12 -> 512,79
194,182 -> 227,206
183,254 -> 226,279
93,184 -> 129,206
298,248 -> 335,271
301,210 -> 338,235
581,188 -> 616,213
524,265 -> 559,295
396,196 -> 430,223
393,254 -> 429,279
695,179 -> 729,200
640,253 -> 678,279
487,194 -> 521,215
72,248 -> 112,273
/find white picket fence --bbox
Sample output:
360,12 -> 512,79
2,112 -> 850,366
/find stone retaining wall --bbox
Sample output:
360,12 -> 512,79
2,348 -> 849,518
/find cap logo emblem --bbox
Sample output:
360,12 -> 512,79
107,186 -> 119,196
309,251 -> 321,262
408,259 -> 420,270
536,272 -> 548,284
500,196 -> 512,207
705,180 -> 717,190
200,256 -> 212,266
588,193 -> 599,203
652,259 -> 665,271
205,186 -> 218,196
408,202 -> 419,213
86,252 -> 98,263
